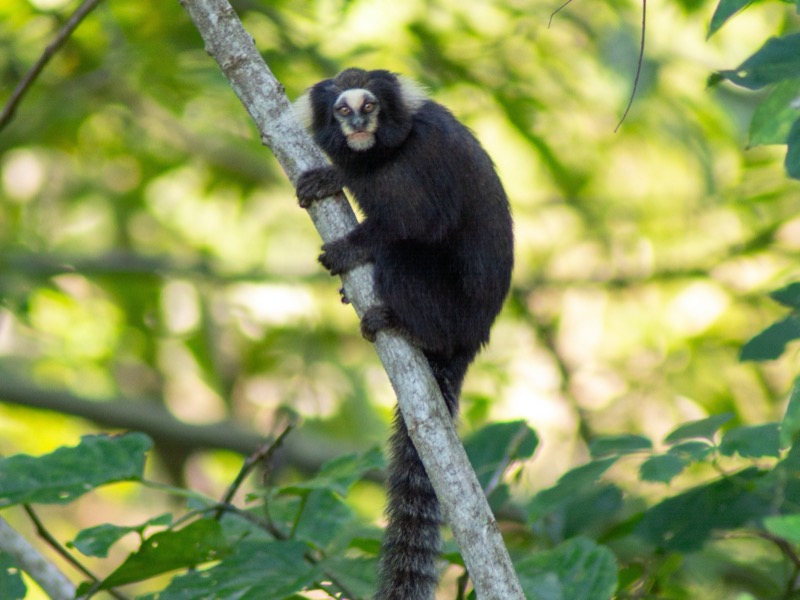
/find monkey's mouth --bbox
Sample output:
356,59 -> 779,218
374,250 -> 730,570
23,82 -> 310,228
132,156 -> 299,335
346,131 -> 375,150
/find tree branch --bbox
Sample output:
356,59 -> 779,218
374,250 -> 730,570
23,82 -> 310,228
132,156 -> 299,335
0,0 -> 104,131
0,515 -> 75,600
0,377 -> 354,476
178,0 -> 524,597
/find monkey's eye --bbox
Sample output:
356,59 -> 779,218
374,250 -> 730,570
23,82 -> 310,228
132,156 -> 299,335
363,102 -> 376,113
336,105 -> 352,117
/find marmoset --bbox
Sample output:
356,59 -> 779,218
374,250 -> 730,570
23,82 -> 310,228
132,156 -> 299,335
295,68 -> 513,600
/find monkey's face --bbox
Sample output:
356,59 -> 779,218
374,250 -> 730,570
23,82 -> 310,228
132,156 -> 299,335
332,89 -> 380,151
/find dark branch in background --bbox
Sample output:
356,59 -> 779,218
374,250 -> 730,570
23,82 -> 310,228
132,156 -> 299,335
0,378 -> 356,476
0,0 -> 104,131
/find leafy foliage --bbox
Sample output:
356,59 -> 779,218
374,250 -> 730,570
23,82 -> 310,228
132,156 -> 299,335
1,0 -> 799,597
710,5 -> 800,178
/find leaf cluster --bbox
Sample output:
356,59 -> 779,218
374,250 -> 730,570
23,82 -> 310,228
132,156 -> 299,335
710,0 -> 800,178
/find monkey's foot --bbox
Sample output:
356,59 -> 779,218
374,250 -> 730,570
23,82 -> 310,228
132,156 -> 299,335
360,305 -> 405,342
296,166 -> 343,208
319,238 -> 370,275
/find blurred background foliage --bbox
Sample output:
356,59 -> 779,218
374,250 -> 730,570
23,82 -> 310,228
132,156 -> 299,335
0,0 -> 799,596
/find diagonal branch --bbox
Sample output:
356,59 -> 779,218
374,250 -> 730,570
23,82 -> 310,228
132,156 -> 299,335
178,0 -> 524,597
0,0 -> 104,131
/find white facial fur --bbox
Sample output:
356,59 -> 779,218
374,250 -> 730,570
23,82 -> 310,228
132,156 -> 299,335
334,89 -> 380,151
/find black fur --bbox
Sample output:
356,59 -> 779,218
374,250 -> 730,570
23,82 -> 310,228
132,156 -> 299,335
296,68 -> 513,600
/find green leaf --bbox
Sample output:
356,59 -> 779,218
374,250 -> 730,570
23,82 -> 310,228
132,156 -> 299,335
764,514 -> 800,544
0,554 -> 26,600
708,0 -> 753,38
664,414 -> 733,444
588,434 -> 652,458
280,448 -> 384,497
667,440 -> 715,462
636,467 -> 768,551
719,423 -> 781,458
562,484 -> 624,537
780,377 -> 800,448
749,80 -> 800,146
740,315 -> 800,361
140,540 -> 315,600
69,513 -> 172,558
715,33 -> 800,90
516,537 -> 618,600
786,116 -> 800,180
528,457 -> 618,520
100,518 -> 230,589
770,282 -> 800,309
639,454 -> 688,484
318,555 -> 377,599
0,433 -> 152,507
293,489 -> 356,550
464,420 -> 538,489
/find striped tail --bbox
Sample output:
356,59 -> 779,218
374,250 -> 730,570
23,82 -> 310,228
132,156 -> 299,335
374,407 -> 442,600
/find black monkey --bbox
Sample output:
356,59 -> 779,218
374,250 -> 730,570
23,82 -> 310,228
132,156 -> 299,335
294,68 -> 513,600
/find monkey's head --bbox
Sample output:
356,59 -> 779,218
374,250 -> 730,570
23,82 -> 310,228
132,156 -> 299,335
295,68 -> 428,158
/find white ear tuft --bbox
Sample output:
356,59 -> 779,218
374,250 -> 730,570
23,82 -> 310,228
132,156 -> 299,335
292,92 -> 313,129
397,76 -> 429,114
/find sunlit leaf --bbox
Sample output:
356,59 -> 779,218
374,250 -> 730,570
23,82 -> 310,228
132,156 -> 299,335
664,414 -> 733,444
100,518 -> 230,589
719,423 -> 780,458
749,80 -> 800,146
69,513 -> 172,558
464,420 -> 538,489
770,282 -> 800,309
763,514 -> 800,544
589,434 -> 652,458
292,489 -> 356,550
0,554 -> 26,600
715,33 -> 800,89
279,448 -> 384,497
516,537 -> 618,600
740,315 -> 800,361
786,116 -> 800,180
639,454 -> 688,484
667,440 -> 715,462
636,467 -> 768,551
781,377 -> 800,448
0,433 -> 152,507
139,540 -> 315,600
708,0 -> 753,38
528,457 -> 618,520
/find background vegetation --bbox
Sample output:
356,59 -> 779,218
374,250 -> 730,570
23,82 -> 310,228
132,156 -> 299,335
1,0 -> 799,597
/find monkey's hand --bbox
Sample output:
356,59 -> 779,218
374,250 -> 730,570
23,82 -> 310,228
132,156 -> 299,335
319,237 -> 371,275
296,166 -> 343,208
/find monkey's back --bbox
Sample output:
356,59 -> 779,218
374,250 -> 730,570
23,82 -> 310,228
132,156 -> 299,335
340,101 -> 513,357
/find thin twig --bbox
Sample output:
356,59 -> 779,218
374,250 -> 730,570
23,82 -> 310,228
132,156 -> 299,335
615,0 -> 647,132
0,0 -> 104,131
548,0 -> 576,28
214,420 -> 296,519
23,505 -> 130,600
